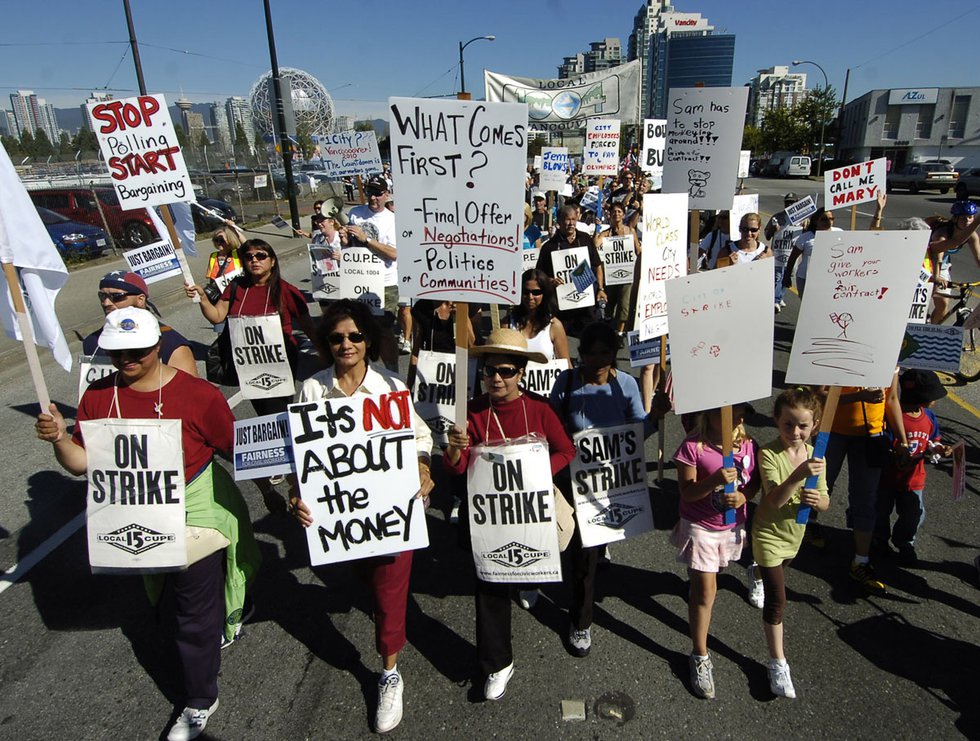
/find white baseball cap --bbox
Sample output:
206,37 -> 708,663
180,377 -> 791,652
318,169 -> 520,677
98,307 -> 161,350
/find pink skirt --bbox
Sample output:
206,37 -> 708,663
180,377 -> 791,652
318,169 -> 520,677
671,518 -> 745,573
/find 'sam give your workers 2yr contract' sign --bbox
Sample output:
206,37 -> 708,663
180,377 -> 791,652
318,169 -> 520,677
388,97 -> 528,305
287,391 -> 426,566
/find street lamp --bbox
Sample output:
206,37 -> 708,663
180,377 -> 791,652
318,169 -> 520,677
459,35 -> 495,97
793,60 -> 829,176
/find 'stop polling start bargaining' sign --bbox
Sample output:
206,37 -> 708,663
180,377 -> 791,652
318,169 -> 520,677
388,98 -> 528,305
87,95 -> 195,211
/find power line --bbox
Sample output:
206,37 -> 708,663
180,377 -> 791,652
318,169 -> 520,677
853,5 -> 980,69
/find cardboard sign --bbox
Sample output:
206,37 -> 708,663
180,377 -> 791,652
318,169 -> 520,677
627,331 -> 668,367
570,424 -> 654,547
825,158 -> 886,209
412,350 -> 477,445
521,358 -> 569,397
786,195 -> 817,225
583,118 -> 621,177
288,392 -> 427,566
772,224 -> 802,271
80,418 -> 187,571
467,439 -> 562,583
539,147 -> 569,191
78,353 -> 115,402
738,150 -> 750,179
339,246 -> 385,315
522,245 -> 540,273
123,238 -> 182,284
271,215 -> 289,229
254,174 -> 268,188
228,314 -> 295,399
388,97 -> 527,304
662,87 -> 749,211
666,260 -> 774,414
571,258 -> 597,294
898,323 -> 963,372
309,244 -> 341,301
552,247 -> 595,310
908,265 -> 932,324
601,235 -> 636,286
233,412 -> 294,481
87,94 -> 194,210
786,231 -> 925,387
641,119 -> 666,181
316,130 -> 383,178
533,155 -> 543,172
634,193 -> 687,340
728,193 -> 759,237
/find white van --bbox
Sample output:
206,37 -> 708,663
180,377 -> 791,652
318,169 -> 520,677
779,155 -> 812,178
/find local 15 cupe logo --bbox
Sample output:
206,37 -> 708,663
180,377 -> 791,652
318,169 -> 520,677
483,541 -> 550,568
97,523 -> 176,555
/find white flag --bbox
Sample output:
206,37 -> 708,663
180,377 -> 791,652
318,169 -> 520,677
149,203 -> 197,257
0,142 -> 72,371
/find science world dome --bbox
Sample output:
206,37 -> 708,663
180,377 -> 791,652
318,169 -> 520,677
248,67 -> 335,136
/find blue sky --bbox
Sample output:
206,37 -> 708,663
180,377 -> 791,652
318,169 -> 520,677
2,0 -> 978,122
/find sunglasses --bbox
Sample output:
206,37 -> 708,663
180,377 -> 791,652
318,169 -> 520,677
523,288 -> 544,296
98,291 -> 133,303
366,189 -> 386,197
483,364 -> 520,379
243,252 -> 270,262
820,215 -> 835,222
107,346 -> 155,361
327,331 -> 366,345
740,226 -> 760,233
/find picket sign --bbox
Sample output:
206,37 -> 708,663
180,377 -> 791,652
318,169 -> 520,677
78,353 -> 115,402
227,314 -> 295,400
797,387 -> 841,524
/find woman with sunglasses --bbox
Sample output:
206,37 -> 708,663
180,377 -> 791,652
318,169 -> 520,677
444,328 -> 576,702
202,221 -> 244,306
721,212 -> 771,266
508,268 -> 571,365
782,208 -> 841,298
35,307 -> 260,741
287,299 -> 433,734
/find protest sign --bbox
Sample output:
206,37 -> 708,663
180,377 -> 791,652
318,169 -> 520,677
570,259 -> 597,294
824,158 -> 886,209
467,439 -> 561,583
233,412 -> 294,481
484,61 -> 640,133
552,247 -> 595,311
786,195 -> 817,225
627,332 -> 668,367
898,323 -> 963,372
87,94 -> 194,210
412,350 -> 477,444
521,358 -> 570,397
228,315 -> 295,399
729,193 -> 759,236
601,234 -> 636,286
78,353 -> 115,402
309,244 -> 341,301
254,174 -> 268,189
738,150 -> 750,179
908,264 -> 932,323
641,119 -> 666,182
271,215 -> 289,229
583,119 -> 621,177
570,424 -> 653,547
533,155 -> 543,172
288,392 -> 426,565
522,245 -> 540,273
662,87 -> 749,211
786,231 -> 924,387
339,246 -> 385,314
81,418 -> 186,571
539,147 -> 569,191
388,97 -> 527,304
634,193 -> 687,340
315,130 -> 383,178
122,238 -> 182,284
666,260 -> 774,414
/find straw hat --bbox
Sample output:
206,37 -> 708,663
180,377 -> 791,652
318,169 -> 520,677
469,327 -> 548,364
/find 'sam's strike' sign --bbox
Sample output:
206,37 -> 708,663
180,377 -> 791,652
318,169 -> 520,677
87,94 -> 194,210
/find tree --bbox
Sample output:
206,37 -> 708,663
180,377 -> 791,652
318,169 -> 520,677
233,122 -> 253,165
2,134 -> 23,159
33,128 -> 55,158
72,128 -> 100,157
760,108 -> 805,155
793,85 -> 838,156
354,120 -> 374,132
295,121 -> 314,160
19,128 -> 36,158
58,131 -> 72,157
741,125 -> 764,155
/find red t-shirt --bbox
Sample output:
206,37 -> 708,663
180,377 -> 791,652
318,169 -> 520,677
73,370 -> 234,482
882,407 -> 941,491
220,278 -> 310,350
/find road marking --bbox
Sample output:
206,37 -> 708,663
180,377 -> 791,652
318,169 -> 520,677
945,387 -> 980,419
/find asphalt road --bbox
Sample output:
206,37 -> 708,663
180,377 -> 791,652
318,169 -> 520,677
0,181 -> 977,739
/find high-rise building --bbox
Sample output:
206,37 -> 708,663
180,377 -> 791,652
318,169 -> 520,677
80,92 -> 114,131
9,90 -> 59,142
558,53 -> 585,79
557,39 -> 621,79
333,115 -> 353,132
208,102 -> 232,153
0,109 -> 15,136
746,66 -> 807,127
225,96 -> 255,154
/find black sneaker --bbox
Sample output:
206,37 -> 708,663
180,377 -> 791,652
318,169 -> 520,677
897,545 -> 918,567
850,561 -> 886,594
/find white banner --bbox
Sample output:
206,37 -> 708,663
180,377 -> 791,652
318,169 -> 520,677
228,314 -> 295,399
81,418 -> 187,571
552,246 -> 595,311
601,234 -> 636,286
583,119 -> 621,177
786,231 -> 924,388
825,158 -> 886,210
539,147 -> 569,191
634,193 -> 687,340
122,238 -> 182,284
666,260 -> 774,414
87,94 -> 194,210
662,87 -> 749,211
484,61 -> 641,132
570,424 -> 653,547
288,392 -> 426,566
78,353 -> 115,402
388,97 -> 527,304
412,350 -> 477,445
641,119 -> 666,180
467,439 -> 562,583
233,412 -> 294,481
315,130 -> 383,178
521,358 -> 569,397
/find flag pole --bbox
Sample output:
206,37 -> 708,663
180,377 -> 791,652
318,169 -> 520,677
2,262 -> 51,410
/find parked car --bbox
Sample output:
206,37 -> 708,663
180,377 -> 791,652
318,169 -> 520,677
210,167 -> 288,200
193,197 -> 237,233
36,206 -> 110,259
187,169 -> 245,203
887,162 -> 958,194
28,187 -> 159,247
955,167 -> 980,197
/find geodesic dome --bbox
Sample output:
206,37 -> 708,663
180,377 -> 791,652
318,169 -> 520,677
248,67 -> 334,136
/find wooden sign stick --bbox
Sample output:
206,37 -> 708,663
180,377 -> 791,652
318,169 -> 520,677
689,209 -> 700,272
850,204 -> 857,231
160,205 -> 200,304
454,301 -> 471,430
797,385 -> 841,524
2,262 -> 51,410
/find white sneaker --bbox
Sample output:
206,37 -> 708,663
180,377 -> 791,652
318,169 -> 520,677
375,672 -> 404,733
518,589 -> 539,610
568,625 -> 591,657
167,699 -> 218,741
449,497 -> 461,524
746,563 -> 765,609
484,663 -> 514,701
768,659 -> 797,699
688,654 -> 715,699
